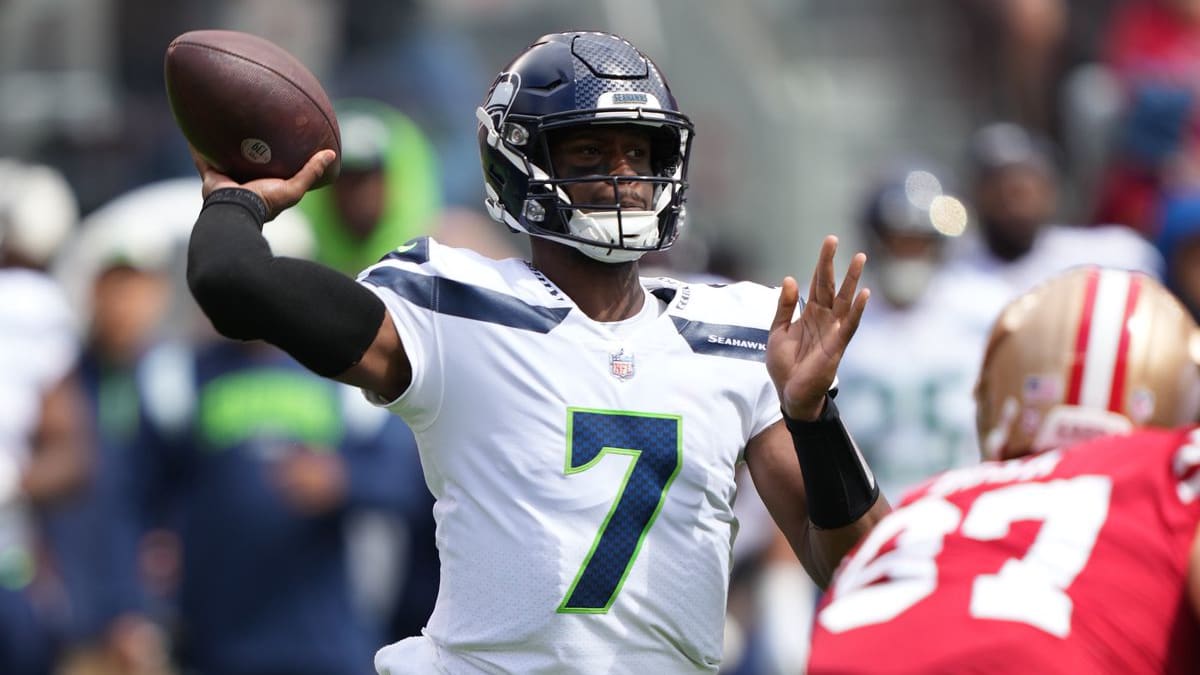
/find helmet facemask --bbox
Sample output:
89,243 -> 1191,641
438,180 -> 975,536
480,105 -> 692,263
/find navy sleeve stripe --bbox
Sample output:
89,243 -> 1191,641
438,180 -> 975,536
670,316 -> 769,362
362,266 -> 572,333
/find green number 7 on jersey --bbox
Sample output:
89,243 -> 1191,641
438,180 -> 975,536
558,408 -> 683,613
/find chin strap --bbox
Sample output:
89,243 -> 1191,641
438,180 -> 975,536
566,210 -> 658,263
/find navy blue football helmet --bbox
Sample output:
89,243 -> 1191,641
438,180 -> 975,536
477,32 -> 694,262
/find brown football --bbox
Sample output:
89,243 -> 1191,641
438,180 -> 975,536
164,30 -> 341,186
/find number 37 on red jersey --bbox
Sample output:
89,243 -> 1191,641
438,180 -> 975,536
813,427 -> 1200,655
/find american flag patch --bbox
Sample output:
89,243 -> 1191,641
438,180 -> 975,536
1023,374 -> 1063,404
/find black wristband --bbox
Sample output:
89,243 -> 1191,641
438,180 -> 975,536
203,187 -> 270,225
784,394 -> 879,530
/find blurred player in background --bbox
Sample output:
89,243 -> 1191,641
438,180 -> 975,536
940,122 -> 1163,331
133,339 -> 421,675
300,98 -> 442,276
0,159 -> 91,675
184,30 -> 887,674
835,164 -> 981,500
44,180 -> 185,675
133,213 -> 422,675
808,266 -> 1200,674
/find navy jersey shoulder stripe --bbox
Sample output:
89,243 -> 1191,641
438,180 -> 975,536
670,316 -> 769,362
362,266 -> 571,333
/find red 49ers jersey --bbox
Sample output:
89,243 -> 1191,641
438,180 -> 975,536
807,426 -> 1200,675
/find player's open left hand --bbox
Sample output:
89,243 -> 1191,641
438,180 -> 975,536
766,235 -> 869,421
190,146 -> 336,221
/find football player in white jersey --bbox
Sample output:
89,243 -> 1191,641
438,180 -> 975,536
184,31 -> 890,675
836,165 -> 982,501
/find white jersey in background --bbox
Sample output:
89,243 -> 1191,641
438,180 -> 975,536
361,238 -> 783,675
0,268 -> 78,582
939,224 -> 1163,329
834,287 -> 984,501
836,223 -> 1161,502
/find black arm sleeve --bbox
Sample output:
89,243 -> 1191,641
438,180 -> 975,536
186,190 -> 386,377
784,394 -> 880,530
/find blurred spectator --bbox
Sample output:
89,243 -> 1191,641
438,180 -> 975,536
0,267 -> 88,675
132,334 -> 423,675
113,179 -> 428,674
954,0 -> 1070,138
300,98 -> 442,276
45,180 -> 203,675
834,163 -> 980,501
1092,0 -> 1200,236
1156,190 -> 1200,320
941,122 -> 1162,330
0,160 -> 91,675
55,177 -> 314,328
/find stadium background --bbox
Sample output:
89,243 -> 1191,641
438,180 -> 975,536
0,1 -> 1177,674
0,0 -> 1123,280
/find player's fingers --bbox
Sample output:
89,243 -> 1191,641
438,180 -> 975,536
834,252 -> 867,316
285,149 -> 337,194
295,148 -> 338,186
839,288 -> 870,344
771,276 -> 800,333
808,235 -> 838,308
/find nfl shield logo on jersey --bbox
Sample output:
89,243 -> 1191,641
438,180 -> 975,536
610,348 -> 635,380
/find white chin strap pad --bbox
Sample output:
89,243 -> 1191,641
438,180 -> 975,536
566,210 -> 658,263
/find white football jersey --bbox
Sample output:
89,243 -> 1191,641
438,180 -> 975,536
0,269 -> 77,487
834,286 -> 985,501
939,224 -> 1163,330
358,238 -> 783,674
838,224 -> 1161,502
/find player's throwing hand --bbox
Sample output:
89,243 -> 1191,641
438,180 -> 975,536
191,146 -> 336,221
766,235 -> 869,421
